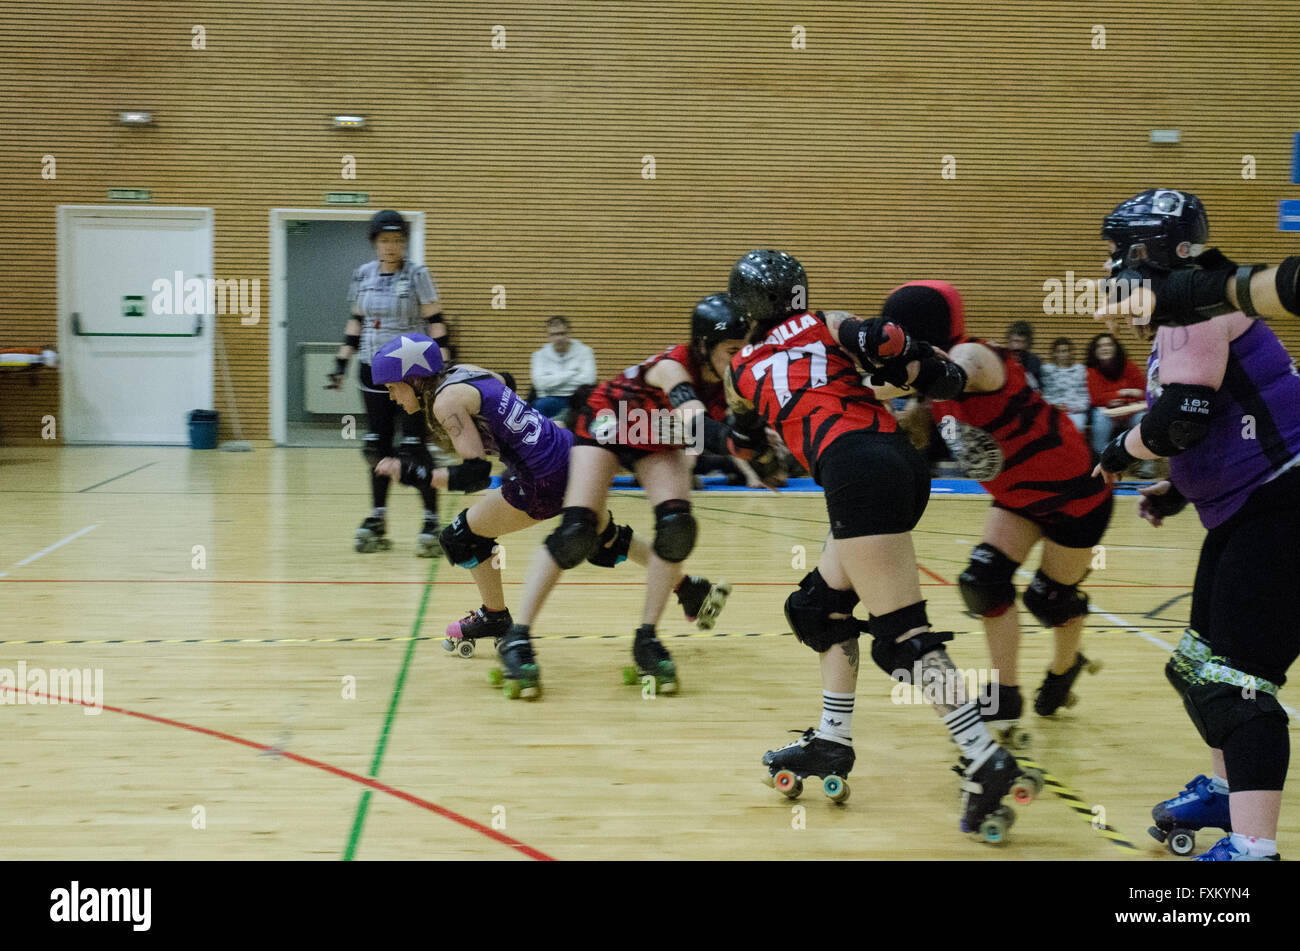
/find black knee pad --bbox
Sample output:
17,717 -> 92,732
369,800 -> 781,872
1164,629 -> 1211,700
957,543 -> 1018,618
398,436 -> 434,471
652,499 -> 697,563
362,433 -> 383,467
587,514 -> 633,568
545,507 -> 599,569
868,601 -> 953,680
438,509 -> 497,568
784,569 -> 861,653
1183,681 -> 1288,751
1022,569 -> 1090,628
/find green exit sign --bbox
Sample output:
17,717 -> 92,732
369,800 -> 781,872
326,192 -> 370,204
108,188 -> 152,201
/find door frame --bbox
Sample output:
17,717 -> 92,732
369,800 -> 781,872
56,205 -> 215,444
268,208 -> 426,445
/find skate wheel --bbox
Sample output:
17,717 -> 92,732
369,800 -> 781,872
774,770 -> 803,800
978,814 -> 1009,844
1010,778 -> 1036,806
1063,692 -> 1078,709
1085,659 -> 1103,675
1168,829 -> 1196,856
621,666 -> 638,686
457,640 -> 476,659
502,680 -> 521,700
377,539 -> 392,550
656,677 -> 679,695
1148,825 -> 1169,844
994,805 -> 1016,827
442,637 -> 457,654
822,775 -> 850,803
487,668 -> 503,686
1012,728 -> 1031,749
761,772 -> 776,788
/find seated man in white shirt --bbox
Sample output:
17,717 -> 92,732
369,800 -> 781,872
529,316 -> 597,422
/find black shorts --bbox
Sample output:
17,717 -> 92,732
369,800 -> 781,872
1189,466 -> 1300,686
816,431 -> 931,538
992,492 -> 1113,549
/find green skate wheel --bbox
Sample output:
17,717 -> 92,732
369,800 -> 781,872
822,775 -> 850,803
487,668 -> 503,686
457,640 -> 476,659
774,770 -> 802,800
1168,829 -> 1196,856
502,679 -> 521,700
978,814 -> 1009,844
656,675 -> 679,695
621,666 -> 638,686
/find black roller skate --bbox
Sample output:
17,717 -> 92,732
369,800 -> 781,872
416,513 -> 441,558
443,605 -> 512,659
622,625 -> 678,694
355,515 -> 391,553
954,747 -> 1044,844
675,576 -> 732,631
761,728 -> 854,803
980,682 -> 1030,750
487,625 -> 541,700
1148,774 -> 1232,856
1034,652 -> 1102,716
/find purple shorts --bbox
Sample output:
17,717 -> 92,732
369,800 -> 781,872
501,465 -> 568,521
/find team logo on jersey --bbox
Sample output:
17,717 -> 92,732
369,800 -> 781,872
939,416 -> 1004,481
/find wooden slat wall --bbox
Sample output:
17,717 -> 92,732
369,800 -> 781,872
3,0 -> 1298,444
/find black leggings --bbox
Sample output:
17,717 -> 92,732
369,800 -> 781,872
1188,467 -> 1300,789
360,363 -> 439,513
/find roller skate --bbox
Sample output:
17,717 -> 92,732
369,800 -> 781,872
1148,774 -> 1232,856
760,728 -> 853,803
487,625 -> 541,700
979,682 -> 1030,750
443,605 -> 512,659
1033,652 -> 1102,716
1194,836 -> 1280,861
675,576 -> 732,631
954,746 -> 1043,844
416,513 -> 441,558
355,515 -> 391,553
621,625 -> 678,694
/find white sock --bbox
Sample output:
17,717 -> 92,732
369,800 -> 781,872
1209,774 -> 1229,794
1229,832 -> 1277,857
817,692 -> 854,745
372,506 -> 386,518
943,702 -> 997,768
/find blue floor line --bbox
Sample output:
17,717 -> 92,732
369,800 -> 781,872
485,475 -> 1151,496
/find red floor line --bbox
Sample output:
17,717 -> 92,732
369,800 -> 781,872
0,577 -> 1192,588
0,684 -> 555,862
916,564 -> 951,585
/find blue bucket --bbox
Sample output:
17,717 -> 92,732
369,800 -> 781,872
188,410 -> 219,450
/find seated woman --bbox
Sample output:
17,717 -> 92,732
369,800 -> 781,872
1085,333 -> 1147,459
1040,337 -> 1091,436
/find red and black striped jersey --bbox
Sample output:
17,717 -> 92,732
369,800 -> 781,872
929,342 -> 1106,519
728,311 -> 897,473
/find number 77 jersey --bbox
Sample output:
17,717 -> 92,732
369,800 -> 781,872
728,311 -> 897,474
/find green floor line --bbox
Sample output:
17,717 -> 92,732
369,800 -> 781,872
342,558 -> 437,861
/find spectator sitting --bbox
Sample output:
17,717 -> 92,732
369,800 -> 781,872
1004,320 -> 1043,391
1040,336 -> 1090,435
1085,331 -> 1147,457
529,316 -> 597,422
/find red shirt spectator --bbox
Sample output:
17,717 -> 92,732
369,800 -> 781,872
1085,333 -> 1145,408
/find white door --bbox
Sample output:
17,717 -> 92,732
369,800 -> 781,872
58,207 -> 214,443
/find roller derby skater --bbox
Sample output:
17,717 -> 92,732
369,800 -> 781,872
1094,188 -> 1300,860
762,727 -> 854,804
1148,770 -> 1232,856
870,281 -> 1112,745
726,250 -> 1038,841
506,292 -> 754,696
327,210 -> 452,557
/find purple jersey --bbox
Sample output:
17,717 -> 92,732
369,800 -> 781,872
436,366 -> 572,478
1148,320 -> 1300,529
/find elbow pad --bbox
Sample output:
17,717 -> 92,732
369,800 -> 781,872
1277,255 -> 1300,317
1140,383 -> 1214,456
911,357 -> 968,400
447,457 -> 492,492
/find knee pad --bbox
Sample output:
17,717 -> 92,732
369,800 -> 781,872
783,569 -> 861,653
544,507 -> 599,569
362,433 -> 383,468
1164,629 -> 1212,699
398,436 -> 434,471
587,514 -> 632,568
652,499 -> 697,563
1022,569 -> 1090,628
957,544 -> 1018,618
867,601 -> 953,680
438,509 -> 497,569
1183,679 -> 1287,751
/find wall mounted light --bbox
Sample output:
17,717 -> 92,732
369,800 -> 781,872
333,115 -> 366,129
1149,129 -> 1181,144
118,111 -> 153,125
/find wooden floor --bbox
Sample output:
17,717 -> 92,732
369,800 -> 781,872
2,446 -> 1295,861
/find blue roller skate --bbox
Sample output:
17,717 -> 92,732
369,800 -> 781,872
1148,774 -> 1231,856
1194,836 -> 1280,861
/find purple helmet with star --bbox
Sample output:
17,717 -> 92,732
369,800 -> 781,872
370,333 -> 444,384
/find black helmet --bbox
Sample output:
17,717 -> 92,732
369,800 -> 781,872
368,209 -> 410,241
728,250 -> 808,329
1101,189 -> 1208,274
691,293 -> 749,355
